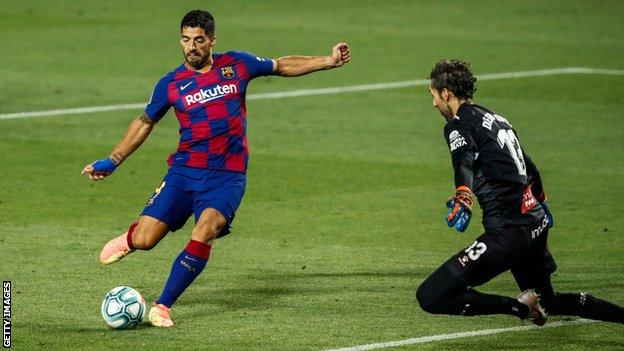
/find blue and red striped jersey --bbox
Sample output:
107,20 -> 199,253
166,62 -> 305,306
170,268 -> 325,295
145,51 -> 275,173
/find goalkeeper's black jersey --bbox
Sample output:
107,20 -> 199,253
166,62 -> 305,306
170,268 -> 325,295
443,103 -> 544,229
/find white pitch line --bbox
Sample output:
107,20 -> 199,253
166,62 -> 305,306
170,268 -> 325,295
1,67 -> 623,121
322,319 -> 597,351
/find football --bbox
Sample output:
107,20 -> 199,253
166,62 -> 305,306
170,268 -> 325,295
101,286 -> 146,329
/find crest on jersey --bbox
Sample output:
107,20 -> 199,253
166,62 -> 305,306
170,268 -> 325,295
221,66 -> 234,79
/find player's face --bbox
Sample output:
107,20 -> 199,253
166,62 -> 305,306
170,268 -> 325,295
429,86 -> 453,121
180,26 -> 215,69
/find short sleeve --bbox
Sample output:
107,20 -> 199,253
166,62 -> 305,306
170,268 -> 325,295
144,75 -> 172,122
232,51 -> 275,79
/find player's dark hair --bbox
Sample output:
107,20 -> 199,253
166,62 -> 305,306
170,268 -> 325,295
429,59 -> 477,99
181,9 -> 215,36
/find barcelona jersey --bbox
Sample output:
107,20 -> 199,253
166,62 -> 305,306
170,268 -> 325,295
144,51 -> 275,173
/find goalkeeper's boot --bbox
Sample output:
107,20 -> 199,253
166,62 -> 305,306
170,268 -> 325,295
149,303 -> 174,328
517,289 -> 547,326
99,227 -> 135,265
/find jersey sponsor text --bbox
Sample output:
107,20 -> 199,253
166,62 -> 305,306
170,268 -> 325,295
184,83 -> 238,107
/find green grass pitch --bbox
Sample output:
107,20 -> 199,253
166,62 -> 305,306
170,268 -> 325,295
1,1 -> 623,350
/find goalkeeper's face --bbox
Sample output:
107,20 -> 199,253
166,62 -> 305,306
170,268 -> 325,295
429,86 -> 454,121
180,26 -> 215,69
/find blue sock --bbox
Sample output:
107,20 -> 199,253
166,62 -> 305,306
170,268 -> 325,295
155,240 -> 211,308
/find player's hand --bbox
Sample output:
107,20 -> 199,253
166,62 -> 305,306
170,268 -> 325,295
330,42 -> 350,68
81,158 -> 118,181
536,192 -> 553,228
445,186 -> 473,232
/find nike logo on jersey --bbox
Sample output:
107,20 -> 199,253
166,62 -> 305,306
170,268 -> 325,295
180,81 -> 193,91
184,83 -> 238,107
184,255 -> 198,262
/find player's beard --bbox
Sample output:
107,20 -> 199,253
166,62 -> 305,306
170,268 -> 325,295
438,105 -> 454,122
185,51 -> 210,69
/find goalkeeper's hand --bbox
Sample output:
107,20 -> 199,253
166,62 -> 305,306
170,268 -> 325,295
536,192 -> 553,228
445,186 -> 473,233
81,158 -> 118,181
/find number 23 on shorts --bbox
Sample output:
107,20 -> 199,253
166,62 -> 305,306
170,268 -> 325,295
465,241 -> 487,260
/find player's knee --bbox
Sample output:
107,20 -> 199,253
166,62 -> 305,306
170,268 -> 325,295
132,234 -> 158,250
131,227 -> 161,250
416,281 -> 442,314
192,209 -> 226,243
191,223 -> 222,243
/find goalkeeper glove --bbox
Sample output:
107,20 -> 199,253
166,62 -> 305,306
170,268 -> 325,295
445,186 -> 473,233
92,158 -> 118,174
536,192 -> 553,228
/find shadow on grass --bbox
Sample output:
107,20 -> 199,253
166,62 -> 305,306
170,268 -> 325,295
179,268 -> 427,313
23,321 -> 157,333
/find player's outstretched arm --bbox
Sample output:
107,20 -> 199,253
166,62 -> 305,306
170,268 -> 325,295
274,42 -> 350,77
81,113 -> 156,181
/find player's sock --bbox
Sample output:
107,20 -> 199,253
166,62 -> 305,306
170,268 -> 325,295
543,292 -> 624,323
155,240 -> 211,308
126,221 -> 138,250
449,288 -> 529,318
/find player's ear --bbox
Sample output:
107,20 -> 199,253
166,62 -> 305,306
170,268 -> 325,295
441,88 -> 450,101
209,36 -> 216,49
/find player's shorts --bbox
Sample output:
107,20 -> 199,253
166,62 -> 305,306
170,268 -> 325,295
444,215 -> 556,287
141,165 -> 246,237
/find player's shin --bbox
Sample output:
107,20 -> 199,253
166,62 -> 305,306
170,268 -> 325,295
542,292 -> 624,323
155,240 -> 211,308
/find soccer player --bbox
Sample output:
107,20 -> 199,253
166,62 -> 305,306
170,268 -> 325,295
81,9 -> 350,327
416,59 -> 624,325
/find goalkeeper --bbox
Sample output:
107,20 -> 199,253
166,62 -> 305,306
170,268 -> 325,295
416,59 -> 624,325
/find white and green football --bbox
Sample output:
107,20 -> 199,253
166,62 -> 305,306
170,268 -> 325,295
101,286 -> 146,329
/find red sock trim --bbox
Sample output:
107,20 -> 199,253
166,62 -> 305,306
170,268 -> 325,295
185,240 -> 211,260
126,221 -> 138,250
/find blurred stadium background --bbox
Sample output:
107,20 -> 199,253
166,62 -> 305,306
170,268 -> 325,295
1,1 -> 623,350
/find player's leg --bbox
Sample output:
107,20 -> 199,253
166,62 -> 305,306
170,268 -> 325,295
417,259 -> 529,319
129,215 -> 169,250
156,208 -> 225,306
99,178 -> 192,265
518,273 -> 624,324
150,170 -> 246,327
513,241 -> 624,324
149,208 -> 226,327
99,216 -> 169,265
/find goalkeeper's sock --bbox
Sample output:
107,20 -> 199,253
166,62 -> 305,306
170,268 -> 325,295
544,293 -> 624,323
155,240 -> 211,308
447,288 -> 529,318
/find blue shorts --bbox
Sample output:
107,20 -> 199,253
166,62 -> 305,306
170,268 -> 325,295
141,165 -> 246,237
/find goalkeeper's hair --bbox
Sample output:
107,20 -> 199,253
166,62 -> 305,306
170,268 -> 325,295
181,9 -> 215,36
429,59 -> 477,99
